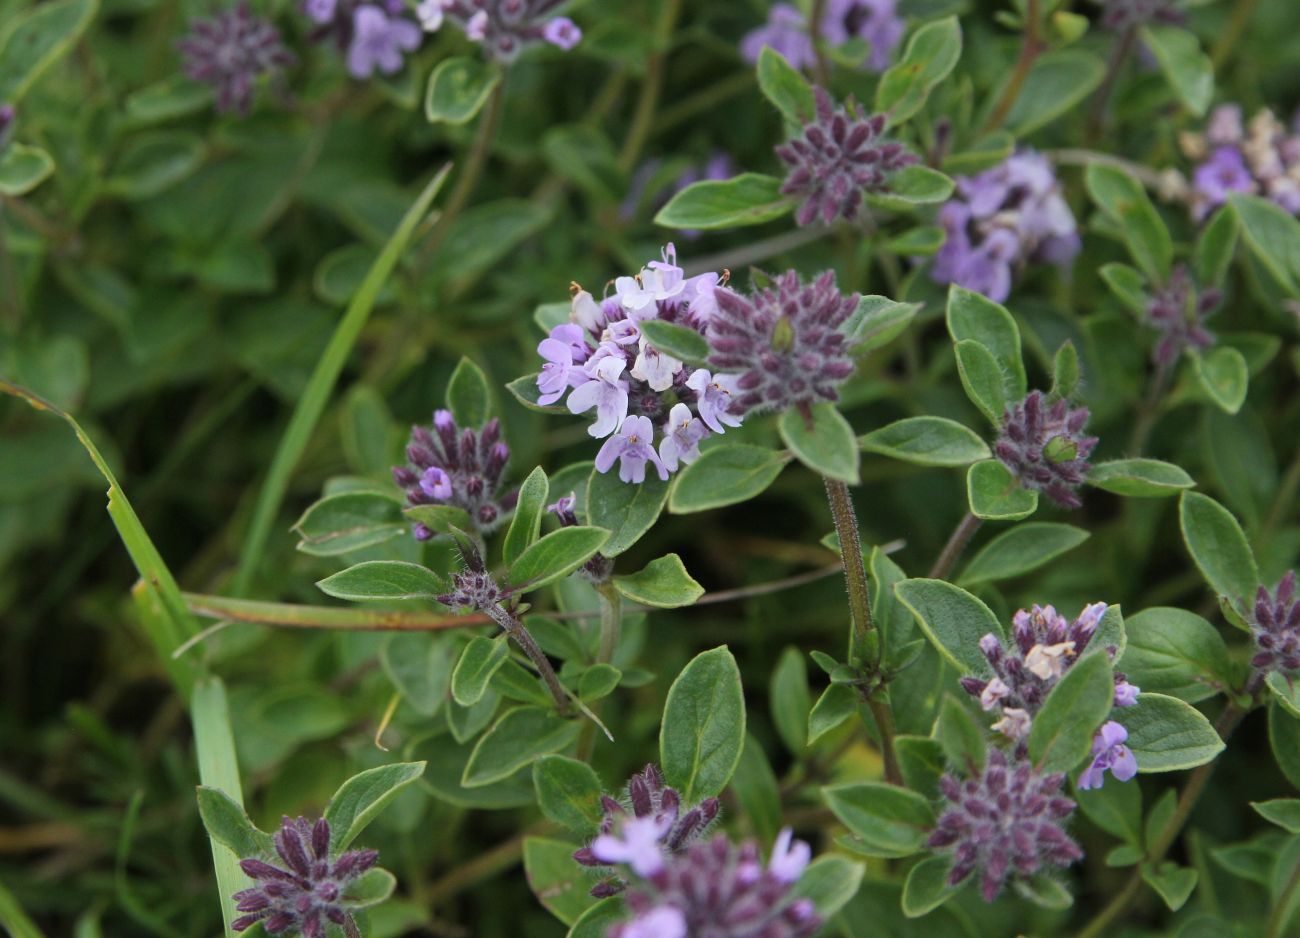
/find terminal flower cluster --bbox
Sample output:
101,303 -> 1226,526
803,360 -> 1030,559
1183,104 -> 1300,220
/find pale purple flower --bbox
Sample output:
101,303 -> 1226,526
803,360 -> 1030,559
1192,147 -> 1254,220
741,0 -> 902,73
928,749 -> 1082,902
616,245 -> 687,314
623,907 -> 687,938
1114,680 -> 1141,707
592,815 -> 673,877
567,356 -> 630,438
347,4 -> 421,77
537,324 -> 590,405
416,0 -> 450,30
994,390 -> 1098,509
433,0 -> 580,62
685,369 -> 742,433
1078,721 -> 1139,790
420,466 -> 453,500
1145,264 -> 1219,366
543,16 -> 581,49
658,404 -> 708,472
177,3 -> 294,115
741,4 -> 815,70
305,0 -> 337,24
1184,106 -> 1300,220
769,828 -> 811,883
1250,571 -> 1300,676
595,416 -> 669,484
631,342 -> 682,392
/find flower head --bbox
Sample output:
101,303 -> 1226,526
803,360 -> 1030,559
776,87 -> 916,227
1183,105 -> 1300,220
742,0 -> 902,73
596,416 -> 670,484
177,3 -> 294,115
1250,571 -> 1300,676
1145,264 -> 1219,366
347,4 -> 421,77
232,815 -> 379,936
608,832 -> 820,938
1078,721 -> 1139,790
930,151 -> 1080,302
928,749 -> 1082,902
708,269 -> 860,416
994,390 -> 1098,509
429,0 -> 581,61
392,410 -> 516,539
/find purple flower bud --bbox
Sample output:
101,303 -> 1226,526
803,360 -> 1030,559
1249,571 -> 1300,680
429,0 -> 581,62
1145,264 -> 1219,366
995,391 -> 1098,509
177,2 -> 294,116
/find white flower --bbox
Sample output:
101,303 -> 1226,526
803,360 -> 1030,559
992,707 -> 1032,740
1025,641 -> 1075,680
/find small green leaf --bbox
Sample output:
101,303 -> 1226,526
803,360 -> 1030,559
1076,778 -> 1143,845
779,404 -> 860,483
0,143 -> 54,196
1088,459 -> 1195,497
564,897 -> 623,938
1192,346 -> 1249,414
1051,341 -> 1082,399
958,523 -> 1090,586
730,735 -> 783,846
1179,491 -> 1259,611
757,46 -> 815,124
1086,163 -> 1173,285
808,684 -> 858,745
875,16 -> 962,125
669,444 -> 790,513
1003,49 -> 1105,135
967,459 -> 1037,521
1229,194 -> 1300,297
893,578 -> 1004,673
503,467 -> 549,566
771,648 -> 811,755
942,130 -> 1015,175
843,295 -> 920,352
293,491 -> 406,556
1113,693 -> 1225,772
1119,608 -> 1233,703
1195,204 -> 1239,287
463,707 -> 582,787
933,694 -> 987,773
524,836 -> 600,926
404,504 -> 473,536
868,165 -> 955,212
324,762 -> 427,850
507,374 -> 569,414
1140,26 -> 1213,116
586,467 -> 669,556
1028,653 -> 1114,773
660,647 -> 746,803
789,855 -> 866,919
452,636 -> 510,707
380,633 -> 454,716
0,0 -> 97,103
424,56 -> 501,124
823,782 -> 936,857
1141,861 -> 1199,911
860,416 -> 990,467
196,787 -> 274,859
1099,262 -> 1150,316
1252,799 -> 1300,833
532,756 -> 603,835
1270,704 -> 1300,789
316,561 -> 445,602
636,319 -> 709,363
344,867 -> 396,908
578,663 -> 621,701
612,553 -> 703,608
655,173 -> 795,230
902,855 -> 963,917
953,340 -> 1010,427
509,526 -> 611,591
445,357 -> 492,429
883,225 -> 946,256
946,286 -> 1026,398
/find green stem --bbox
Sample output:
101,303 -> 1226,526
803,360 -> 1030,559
1128,360 -> 1171,457
618,0 -> 684,173
809,0 -> 832,86
980,0 -> 1044,134
1211,0 -> 1259,67
595,580 -> 623,666
1261,445 -> 1300,547
192,678 -> 249,937
867,697 -> 903,786
486,604 -> 570,715
928,511 -> 982,580
0,878 -> 46,938
823,477 -> 874,655
1086,26 -> 1138,141
654,71 -> 755,136
1268,852 -> 1300,938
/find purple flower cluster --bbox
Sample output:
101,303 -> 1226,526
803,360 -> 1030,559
994,391 -> 1098,510
303,0 -> 421,79
1145,264 -> 1219,367
776,87 -> 916,227
232,816 -> 378,937
392,410 -> 516,540
418,0 -> 580,61
535,246 -> 741,483
178,3 -> 294,115
930,150 -> 1080,302
604,830 -> 819,938
574,764 -> 720,897
741,0 -> 904,74
1184,105 -> 1300,221
708,269 -> 860,416
1093,0 -> 1183,31
1250,571 -> 1300,677
928,749 -> 1083,902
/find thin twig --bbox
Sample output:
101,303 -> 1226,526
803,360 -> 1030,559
617,0 -> 684,173
1086,26 -> 1137,141
980,0 -> 1044,134
809,0 -> 832,87
927,511 -> 982,580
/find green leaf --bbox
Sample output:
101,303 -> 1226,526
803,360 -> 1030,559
541,125 -> 623,202
1113,693 -> 1225,772
730,735 -> 783,847
463,706 -> 582,787
524,836 -> 600,927
293,491 -> 406,556
1086,163 -> 1173,284
0,0 -> 97,103
967,459 -> 1037,521
669,444 -> 790,513
503,466 -> 549,567
191,679 -> 248,933
316,561 -> 445,602
1192,346 -> 1249,414
789,855 -> 866,919
1195,203 -> 1239,287
532,756 -> 603,835
1119,608 -> 1232,703
660,647 -> 746,803
564,898 -> 623,938
902,855 -> 963,917
823,782 -> 936,858
895,735 -> 944,793
757,46 -> 816,124
446,357 -> 491,429
586,467 -> 669,556
1003,49 -> 1105,135
1088,459 -> 1195,497
808,684 -> 858,745
1028,653 -> 1114,773
1229,194 -> 1300,297
1179,491 -> 1259,611
0,143 -> 54,196
1051,341 -> 1082,399
424,56 -> 501,124
942,130 -> 1015,175
875,16 -> 962,125
1252,799 -> 1300,834
1268,671 -> 1300,719
196,786 -> 273,859
107,131 -> 205,200
778,404 -> 860,483
868,165 -> 955,212
612,554 -> 703,608
946,286 -> 1025,397
636,319 -> 709,363
654,173 -> 795,230
883,224 -> 947,256
958,523 -> 1089,586
953,340 -> 1010,427
1012,875 -> 1074,910
125,76 -> 209,123
1141,861 -> 1199,911
380,633 -> 454,717
344,867 -> 396,908
452,636 -> 510,707
404,504 -> 473,536
324,762 -> 427,850
1270,704 -> 1300,788
507,374 -> 569,414
771,647 -> 811,755
860,416 -> 989,467
844,295 -> 920,352
934,693 -> 987,773
893,578 -> 1004,673
509,526 -> 611,591
1140,26 -> 1213,116
1099,262 -> 1150,316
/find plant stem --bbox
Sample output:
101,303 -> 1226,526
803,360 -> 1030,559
823,478 -> 875,654
485,604 -> 570,715
928,511 -> 982,580
1047,149 -> 1171,193
1261,445 -> 1300,547
594,581 -> 623,665
809,0 -> 832,86
618,0 -> 684,173
682,226 -> 831,278
867,697 -> 903,786
980,0 -> 1043,134
1268,852 -> 1300,938
1211,0 -> 1259,67
1075,703 -> 1249,938
1128,360 -> 1171,457
1086,26 -> 1138,141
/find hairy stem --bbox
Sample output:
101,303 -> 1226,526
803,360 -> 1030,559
928,511 -> 982,580
618,0 -> 684,173
1086,26 -> 1138,141
1128,360 -> 1171,457
980,0 -> 1043,134
486,604 -> 570,715
823,478 -> 875,655
867,697 -> 903,786
594,580 -> 623,665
